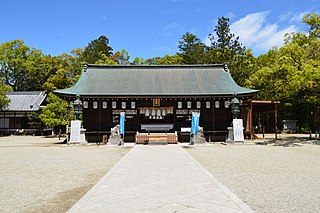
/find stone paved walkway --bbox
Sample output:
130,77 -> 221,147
68,145 -> 254,213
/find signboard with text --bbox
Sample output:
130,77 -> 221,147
233,119 -> 244,142
70,120 -> 81,142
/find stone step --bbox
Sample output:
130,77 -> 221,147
147,141 -> 168,145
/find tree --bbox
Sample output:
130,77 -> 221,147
302,13 -> 320,39
132,57 -> 145,65
145,54 -> 183,65
0,40 -> 53,91
0,82 -> 11,110
144,57 -> 161,65
0,40 -> 28,90
178,32 -> 206,64
81,35 -> 113,64
205,17 -> 251,85
94,53 -> 118,65
28,110 -> 44,131
43,50 -> 82,92
39,93 -> 74,128
112,49 -> 130,65
212,17 -> 244,52
245,13 -> 320,129
95,49 -> 130,65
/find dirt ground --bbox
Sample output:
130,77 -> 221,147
2,134 -> 320,213
0,136 -> 131,213
186,135 -> 320,213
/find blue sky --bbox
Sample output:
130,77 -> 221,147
1,0 -> 319,60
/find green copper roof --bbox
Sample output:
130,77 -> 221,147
54,64 -> 258,97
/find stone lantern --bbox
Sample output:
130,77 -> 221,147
230,95 -> 240,119
226,94 -> 244,143
71,94 -> 83,120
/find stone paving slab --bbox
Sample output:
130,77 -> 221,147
68,145 -> 254,213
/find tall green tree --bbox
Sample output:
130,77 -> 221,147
178,32 -> 205,64
302,13 -> 320,39
81,35 -> 113,64
39,93 -> 74,128
205,17 -> 252,85
43,49 -> 82,92
209,17 -> 245,54
0,40 -> 44,91
95,49 -> 130,65
245,13 -> 320,129
0,82 -> 11,109
0,40 -> 52,91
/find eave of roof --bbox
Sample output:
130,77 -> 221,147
54,64 -> 258,97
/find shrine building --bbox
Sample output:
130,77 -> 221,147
54,64 -> 259,142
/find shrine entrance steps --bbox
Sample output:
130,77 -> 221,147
135,132 -> 178,145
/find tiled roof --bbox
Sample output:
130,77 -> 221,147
54,64 -> 258,97
4,91 -> 47,111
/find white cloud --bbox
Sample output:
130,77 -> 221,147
152,46 -> 176,53
225,12 -> 236,20
159,22 -> 178,36
159,22 -> 185,37
229,11 -> 298,53
289,11 -> 308,23
279,11 -> 309,23
257,25 -> 297,50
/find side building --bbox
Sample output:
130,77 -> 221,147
0,91 -> 47,135
54,64 -> 258,142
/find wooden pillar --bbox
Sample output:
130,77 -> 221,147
262,113 -> 265,139
14,111 -> 16,128
98,99 -> 101,131
249,100 -> 253,139
275,103 -> 278,140
173,101 -> 177,130
212,99 -> 215,131
245,109 -> 250,138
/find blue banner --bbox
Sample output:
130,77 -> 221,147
195,112 -> 200,134
120,112 -> 125,135
191,112 -> 196,134
191,112 -> 200,135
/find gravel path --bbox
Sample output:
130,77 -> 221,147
0,136 -> 130,213
185,142 -> 320,213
